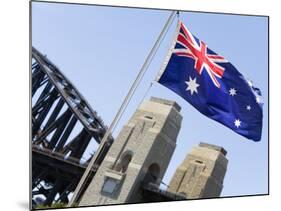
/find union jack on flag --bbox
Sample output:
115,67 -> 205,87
174,22 -> 227,88
157,21 -> 263,141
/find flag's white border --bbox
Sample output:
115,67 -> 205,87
155,20 -> 181,81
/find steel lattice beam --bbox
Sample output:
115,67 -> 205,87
31,47 -> 113,207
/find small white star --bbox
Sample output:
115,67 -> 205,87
256,96 -> 262,104
234,119 -> 241,128
185,77 -> 200,95
246,105 -> 251,110
229,88 -> 237,96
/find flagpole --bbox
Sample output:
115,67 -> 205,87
67,10 -> 177,207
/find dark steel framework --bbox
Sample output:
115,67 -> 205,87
31,47 -> 113,206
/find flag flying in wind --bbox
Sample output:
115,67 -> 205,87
157,21 -> 263,141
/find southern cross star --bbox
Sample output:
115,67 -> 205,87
229,88 -> 237,96
185,76 -> 200,95
234,119 -> 241,128
256,96 -> 262,104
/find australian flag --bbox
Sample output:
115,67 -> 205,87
157,21 -> 263,141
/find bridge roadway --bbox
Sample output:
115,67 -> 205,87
32,145 -> 99,205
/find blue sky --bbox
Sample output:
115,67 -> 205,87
32,2 -> 268,197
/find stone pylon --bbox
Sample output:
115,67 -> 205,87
79,97 -> 182,206
168,142 -> 228,199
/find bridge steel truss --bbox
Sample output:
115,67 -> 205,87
31,47 -> 113,206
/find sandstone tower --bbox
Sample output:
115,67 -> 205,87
168,142 -> 228,199
79,97 -> 182,206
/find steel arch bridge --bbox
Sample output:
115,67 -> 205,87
31,47 -> 114,206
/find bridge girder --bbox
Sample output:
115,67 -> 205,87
31,47 -> 113,207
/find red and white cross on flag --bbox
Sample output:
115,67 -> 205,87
173,22 -> 228,88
